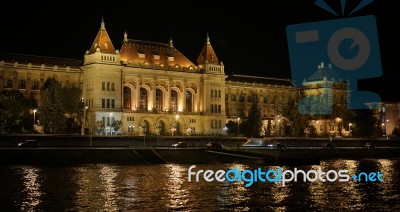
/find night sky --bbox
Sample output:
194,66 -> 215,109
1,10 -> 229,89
1,0 -> 398,101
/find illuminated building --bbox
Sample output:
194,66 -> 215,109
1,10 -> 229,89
0,19 -> 296,135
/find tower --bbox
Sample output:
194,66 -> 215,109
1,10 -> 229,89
82,17 -> 122,135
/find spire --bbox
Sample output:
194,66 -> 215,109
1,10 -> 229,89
88,17 -> 116,54
101,16 -> 105,29
124,31 -> 128,42
169,37 -> 173,47
196,32 -> 219,65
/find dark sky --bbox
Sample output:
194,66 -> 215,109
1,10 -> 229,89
1,0 -> 398,101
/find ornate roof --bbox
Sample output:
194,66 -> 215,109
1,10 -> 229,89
307,62 -> 341,82
0,52 -> 82,68
120,38 -> 195,68
88,18 -> 116,54
197,33 -> 219,65
226,74 -> 294,87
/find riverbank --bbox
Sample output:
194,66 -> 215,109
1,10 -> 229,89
0,146 -> 399,166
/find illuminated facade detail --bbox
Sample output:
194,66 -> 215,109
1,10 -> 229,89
0,19 -> 298,135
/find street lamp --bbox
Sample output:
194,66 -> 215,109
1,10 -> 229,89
348,123 -> 352,131
81,106 -> 88,135
33,109 -> 37,133
237,117 -> 240,136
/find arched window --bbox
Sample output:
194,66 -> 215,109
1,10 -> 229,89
170,90 -> 178,113
186,91 -> 193,113
140,88 -> 148,110
156,89 -> 163,111
123,87 -> 131,109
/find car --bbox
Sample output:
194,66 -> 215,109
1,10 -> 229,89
275,143 -> 286,150
17,139 -> 39,148
206,142 -> 223,150
171,142 -> 188,148
365,142 -> 376,149
322,142 -> 335,149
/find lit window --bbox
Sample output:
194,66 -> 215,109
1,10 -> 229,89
168,56 -> 174,62
153,55 -> 160,60
138,53 -> 145,58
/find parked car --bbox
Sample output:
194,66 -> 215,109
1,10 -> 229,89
322,142 -> 335,149
17,140 -> 39,148
206,142 -> 223,150
365,142 -> 376,149
171,142 -> 188,148
275,143 -> 286,151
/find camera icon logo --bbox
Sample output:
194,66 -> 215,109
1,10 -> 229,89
286,15 -> 382,114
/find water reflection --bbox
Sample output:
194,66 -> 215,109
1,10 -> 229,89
20,167 -> 42,211
0,159 -> 399,211
164,164 -> 189,209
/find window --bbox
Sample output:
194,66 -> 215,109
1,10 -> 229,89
168,56 -> 174,62
5,79 -> 12,88
102,82 -> 105,90
231,95 -> 236,101
218,90 -> 221,98
186,91 -> 193,113
19,80 -> 26,89
123,87 -> 131,109
211,89 -> 213,98
107,82 -> 110,91
154,55 -> 160,60
239,95 -> 245,102
32,81 -> 40,90
107,99 -> 110,108
247,95 -> 253,102
111,99 -> 115,108
102,99 -> 105,108
140,88 -> 148,110
170,90 -> 178,113
156,89 -> 163,111
127,117 -> 134,121
264,96 -> 269,103
107,117 -> 110,126
111,82 -> 115,91
211,104 -> 214,113
138,53 -> 145,58
218,105 -> 221,113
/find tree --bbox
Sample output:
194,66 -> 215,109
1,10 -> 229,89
112,120 -> 122,133
350,109 -> 375,137
0,90 -> 35,133
225,120 -> 238,136
61,85 -> 82,115
245,96 -> 262,137
38,78 -> 66,134
281,99 -> 310,137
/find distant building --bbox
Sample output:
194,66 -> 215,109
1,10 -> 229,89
300,62 -> 349,136
0,19 -> 297,135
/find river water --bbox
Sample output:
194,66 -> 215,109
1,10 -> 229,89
1,159 -> 399,211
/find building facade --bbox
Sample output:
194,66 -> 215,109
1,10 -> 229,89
1,19 -> 298,135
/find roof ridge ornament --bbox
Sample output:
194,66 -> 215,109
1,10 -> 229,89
169,37 -> 173,47
101,16 -> 105,29
206,32 -> 210,44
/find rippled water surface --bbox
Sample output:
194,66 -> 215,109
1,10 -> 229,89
1,159 -> 400,211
